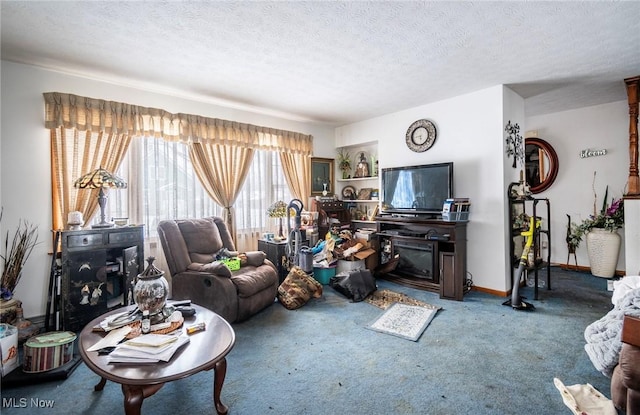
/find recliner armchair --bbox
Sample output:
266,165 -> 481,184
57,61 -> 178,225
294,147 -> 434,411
612,314 -> 640,415
157,217 -> 278,323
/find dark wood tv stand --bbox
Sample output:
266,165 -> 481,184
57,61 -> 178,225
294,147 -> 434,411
375,215 -> 468,301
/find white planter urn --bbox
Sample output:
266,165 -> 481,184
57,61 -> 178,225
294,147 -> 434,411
586,228 -> 621,278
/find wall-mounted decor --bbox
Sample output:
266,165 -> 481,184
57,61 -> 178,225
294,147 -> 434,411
504,120 -> 524,168
525,137 -> 559,193
406,119 -> 437,152
311,157 -> 334,196
580,148 -> 607,158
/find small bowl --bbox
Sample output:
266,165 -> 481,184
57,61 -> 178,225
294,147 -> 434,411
113,218 -> 129,226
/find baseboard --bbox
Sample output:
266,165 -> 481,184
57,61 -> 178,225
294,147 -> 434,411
28,314 -> 46,328
556,263 -> 625,276
470,286 -> 508,297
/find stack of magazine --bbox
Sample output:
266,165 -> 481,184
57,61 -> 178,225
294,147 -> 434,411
108,333 -> 190,364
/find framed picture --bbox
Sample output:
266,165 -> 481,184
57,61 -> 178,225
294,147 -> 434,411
311,157 -> 334,195
358,188 -> 372,200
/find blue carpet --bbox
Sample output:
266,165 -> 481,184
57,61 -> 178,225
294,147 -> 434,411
0,267 -> 617,414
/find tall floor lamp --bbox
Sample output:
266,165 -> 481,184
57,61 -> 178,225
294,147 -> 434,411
74,167 -> 127,228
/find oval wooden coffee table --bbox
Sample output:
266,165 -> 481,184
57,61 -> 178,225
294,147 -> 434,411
79,304 -> 235,415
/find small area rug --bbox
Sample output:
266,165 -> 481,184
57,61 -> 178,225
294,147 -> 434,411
367,303 -> 438,341
365,288 -> 441,310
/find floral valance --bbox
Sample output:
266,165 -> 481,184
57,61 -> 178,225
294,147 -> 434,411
43,92 -> 313,155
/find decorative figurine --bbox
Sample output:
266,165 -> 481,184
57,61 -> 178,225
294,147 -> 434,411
80,284 -> 90,305
354,152 -> 370,178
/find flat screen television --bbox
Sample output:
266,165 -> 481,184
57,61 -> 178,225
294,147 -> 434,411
380,162 -> 453,216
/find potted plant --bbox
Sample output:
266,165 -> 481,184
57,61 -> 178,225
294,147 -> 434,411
570,186 -> 624,278
337,149 -> 351,179
0,212 -> 39,323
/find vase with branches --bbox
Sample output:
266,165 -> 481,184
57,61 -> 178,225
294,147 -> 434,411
568,185 -> 625,248
0,211 -> 39,301
566,181 -> 624,277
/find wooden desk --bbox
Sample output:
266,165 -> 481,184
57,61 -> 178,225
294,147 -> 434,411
79,304 -> 235,415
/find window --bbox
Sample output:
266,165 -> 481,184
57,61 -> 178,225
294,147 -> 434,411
107,136 -> 292,251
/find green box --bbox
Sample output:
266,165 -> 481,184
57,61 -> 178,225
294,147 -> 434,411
222,257 -> 241,271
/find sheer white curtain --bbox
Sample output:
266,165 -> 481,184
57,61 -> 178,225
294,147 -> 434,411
108,136 -> 293,266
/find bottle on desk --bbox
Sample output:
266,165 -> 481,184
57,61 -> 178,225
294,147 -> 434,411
141,310 -> 150,334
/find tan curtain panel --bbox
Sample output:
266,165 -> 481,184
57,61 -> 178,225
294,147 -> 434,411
188,142 -> 255,241
43,92 -> 314,152
50,128 -> 132,230
280,152 -> 312,202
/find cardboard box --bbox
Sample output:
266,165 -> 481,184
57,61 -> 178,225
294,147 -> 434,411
353,248 -> 375,260
0,324 -> 18,377
339,238 -> 378,272
350,238 -> 374,250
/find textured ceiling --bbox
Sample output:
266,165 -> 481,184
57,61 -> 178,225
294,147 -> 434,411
2,1 -> 639,126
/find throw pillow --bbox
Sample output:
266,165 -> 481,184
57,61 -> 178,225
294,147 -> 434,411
277,266 -> 323,310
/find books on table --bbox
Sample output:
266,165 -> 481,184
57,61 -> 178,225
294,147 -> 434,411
107,333 -> 190,364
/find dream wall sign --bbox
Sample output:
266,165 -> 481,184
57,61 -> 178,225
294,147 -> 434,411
580,148 -> 607,158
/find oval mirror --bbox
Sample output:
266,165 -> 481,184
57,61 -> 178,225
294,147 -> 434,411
525,137 -> 558,194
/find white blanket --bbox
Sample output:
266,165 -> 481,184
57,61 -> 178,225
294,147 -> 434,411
612,275 -> 640,306
584,286 -> 640,378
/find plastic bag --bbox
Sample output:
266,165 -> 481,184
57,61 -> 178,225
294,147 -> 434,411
329,269 -> 377,302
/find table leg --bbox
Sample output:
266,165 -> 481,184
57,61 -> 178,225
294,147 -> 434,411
94,377 -> 107,391
122,383 -> 164,415
213,357 -> 228,415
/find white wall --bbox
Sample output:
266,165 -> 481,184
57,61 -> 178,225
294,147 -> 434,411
502,88 -> 526,289
0,60 -> 335,319
525,101 -> 630,272
336,85 -> 516,292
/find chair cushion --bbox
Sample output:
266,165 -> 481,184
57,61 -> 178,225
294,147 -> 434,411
177,218 -> 224,263
620,343 -> 640,391
240,251 -> 267,267
232,265 -> 279,298
187,261 -> 232,278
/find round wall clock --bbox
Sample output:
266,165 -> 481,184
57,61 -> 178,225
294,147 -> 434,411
406,119 -> 437,152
